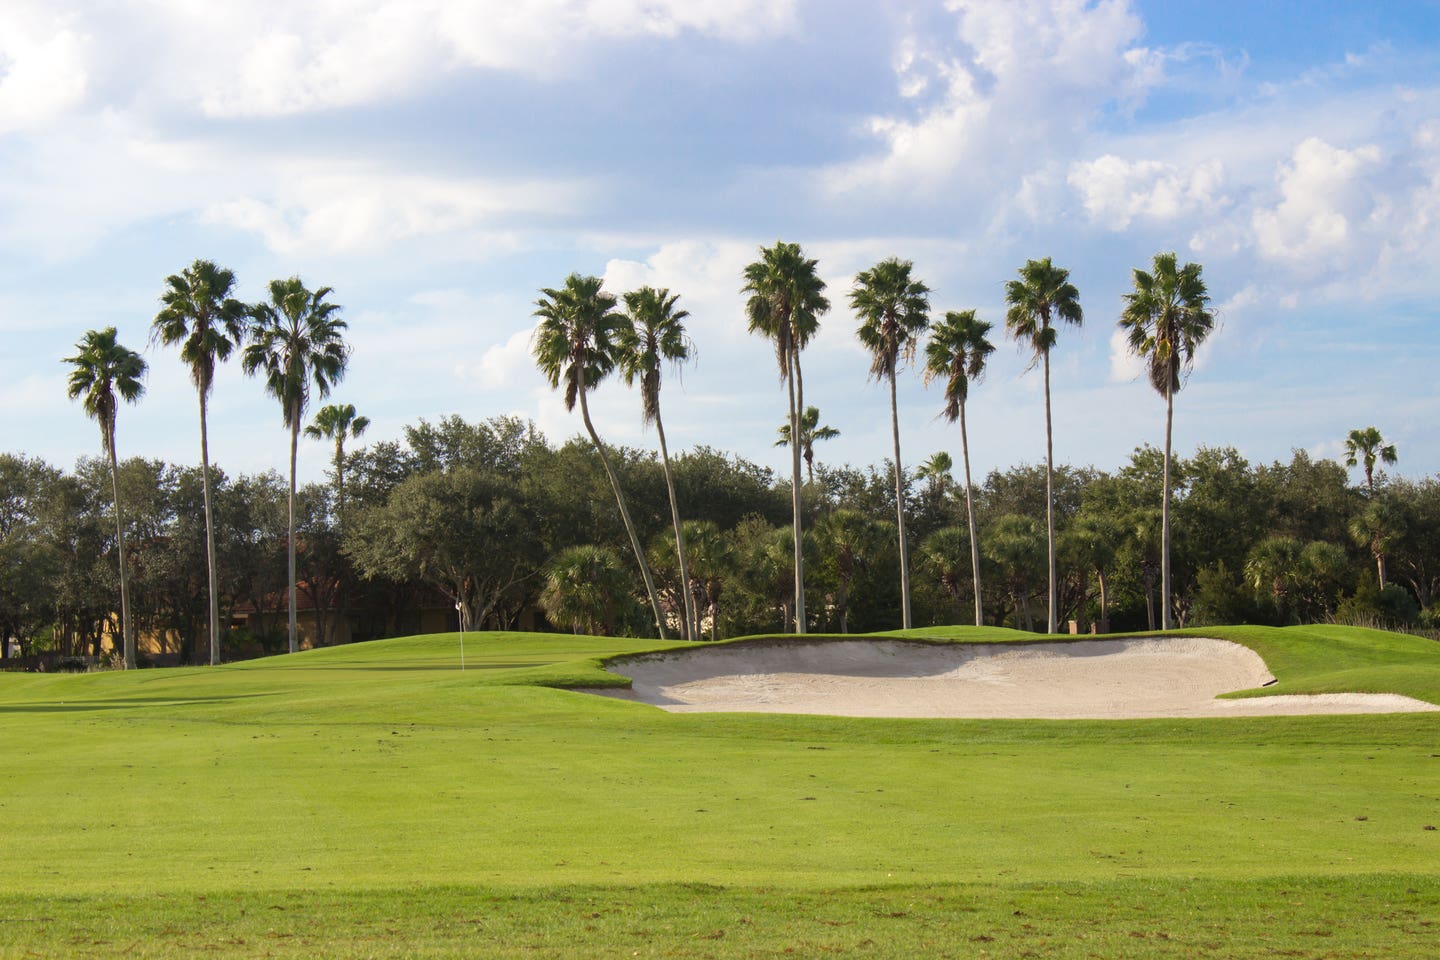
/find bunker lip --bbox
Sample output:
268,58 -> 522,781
587,637 -> 1440,719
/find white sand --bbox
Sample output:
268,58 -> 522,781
589,637 -> 1440,719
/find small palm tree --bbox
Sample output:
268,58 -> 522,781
151,259 -> 249,665
533,273 -> 667,638
773,405 -> 840,484
1349,498 -> 1403,590
539,545 -> 633,636
1118,251 -> 1215,631
926,309 -> 995,627
243,277 -> 350,655
1005,258 -> 1082,635
851,256 -> 931,630
743,241 -> 830,634
915,451 -> 954,497
815,508 -> 885,633
304,403 -> 370,520
1343,427 -> 1397,494
65,328 -> 147,669
918,526 -> 973,624
1245,535 -> 1304,623
617,286 -> 696,640
682,519 -> 732,640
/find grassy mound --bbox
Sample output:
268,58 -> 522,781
1,625 -> 1436,958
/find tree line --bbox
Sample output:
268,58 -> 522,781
3,417 -> 1434,665
24,247 -> 1434,669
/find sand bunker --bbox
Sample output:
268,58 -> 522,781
591,637 -> 1440,719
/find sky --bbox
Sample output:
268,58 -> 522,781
4,0 -> 1439,489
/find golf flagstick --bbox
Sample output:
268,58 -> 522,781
455,601 -> 465,671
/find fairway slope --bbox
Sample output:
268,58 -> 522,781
596,636 -> 1440,718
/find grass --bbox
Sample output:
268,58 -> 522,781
0,625 -> 1436,957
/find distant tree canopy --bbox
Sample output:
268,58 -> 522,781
4,419 -> 1438,664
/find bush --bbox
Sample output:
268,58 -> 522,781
1333,571 -> 1420,627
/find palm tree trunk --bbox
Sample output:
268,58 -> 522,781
1377,551 -> 1388,591
577,388 -> 668,640
960,399 -> 983,627
889,371 -> 912,630
199,389 -> 222,665
1161,384 -> 1174,631
288,414 -> 299,655
654,411 -> 695,641
1043,350 -> 1057,634
107,428 -> 135,670
787,350 -> 806,634
332,439 -> 348,645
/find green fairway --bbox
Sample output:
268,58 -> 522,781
1,626 -> 1437,957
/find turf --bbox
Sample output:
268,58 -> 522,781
0,625 -> 1436,957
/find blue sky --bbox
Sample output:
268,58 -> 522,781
4,0 -> 1438,488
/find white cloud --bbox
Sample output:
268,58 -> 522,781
1107,326 -> 1144,384
1251,137 -> 1382,263
204,167 -> 591,255
0,4 -> 90,134
1068,155 -> 1226,229
826,0 -> 1155,200
472,326 -> 538,391
181,0 -> 798,117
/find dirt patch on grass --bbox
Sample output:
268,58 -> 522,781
590,637 -> 1440,719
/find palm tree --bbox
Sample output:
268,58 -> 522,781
773,405 -> 840,484
65,328 -> 147,669
1118,251 -> 1215,632
304,402 -> 369,645
151,259 -> 249,665
851,256 -> 931,631
1349,497 -> 1403,590
617,286 -> 696,640
539,545 -> 633,636
242,277 -> 350,655
1245,535 -> 1303,623
682,519 -> 732,640
1343,427 -> 1397,494
304,402 -> 370,519
743,241 -> 830,634
815,508 -> 885,633
924,309 -> 995,627
918,526 -> 973,624
915,451 -> 954,497
1005,258 -> 1082,635
985,514 -> 1046,631
532,273 -> 667,639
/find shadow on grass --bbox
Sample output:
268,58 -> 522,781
0,692 -> 278,714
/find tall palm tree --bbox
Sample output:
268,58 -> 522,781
773,405 -> 840,484
65,328 -> 147,669
533,273 -> 667,639
1004,257 -> 1082,635
151,259 -> 249,665
851,257 -> 931,630
304,402 -> 370,519
1343,427 -> 1397,494
743,241 -> 829,634
1118,251 -> 1215,631
242,277 -> 350,655
617,285 -> 696,640
924,309 -> 994,627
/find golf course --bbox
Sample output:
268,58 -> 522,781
2,624 -> 1437,958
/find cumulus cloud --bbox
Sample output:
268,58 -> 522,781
826,0 -> 1157,201
1251,137 -> 1383,263
1068,155 -> 1226,229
